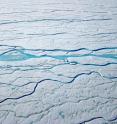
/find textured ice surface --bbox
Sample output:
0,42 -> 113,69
0,0 -> 117,124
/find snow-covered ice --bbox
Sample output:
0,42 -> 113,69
0,0 -> 117,124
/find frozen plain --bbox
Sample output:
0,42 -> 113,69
0,0 -> 117,124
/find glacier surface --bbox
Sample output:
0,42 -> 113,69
0,0 -> 117,124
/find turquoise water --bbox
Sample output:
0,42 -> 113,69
0,46 -> 117,61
